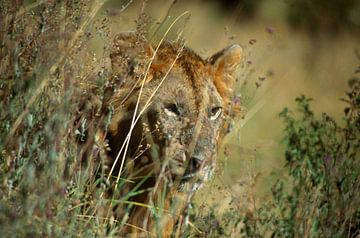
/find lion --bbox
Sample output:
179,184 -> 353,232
103,31 -> 243,236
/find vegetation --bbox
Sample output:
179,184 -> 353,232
0,1 -> 117,236
241,79 -> 360,237
1,1 -> 359,237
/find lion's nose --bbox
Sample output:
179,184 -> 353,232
183,156 -> 204,179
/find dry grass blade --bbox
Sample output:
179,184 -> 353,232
106,11 -> 190,185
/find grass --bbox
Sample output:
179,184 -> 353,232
1,1 -> 118,236
1,0 -> 360,237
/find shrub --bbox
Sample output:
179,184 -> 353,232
242,79 -> 360,237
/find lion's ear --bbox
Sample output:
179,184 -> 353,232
208,45 -> 244,106
110,31 -> 154,78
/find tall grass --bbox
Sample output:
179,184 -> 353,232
0,1 -> 120,236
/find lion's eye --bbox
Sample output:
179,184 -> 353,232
210,107 -> 222,121
164,103 -> 181,117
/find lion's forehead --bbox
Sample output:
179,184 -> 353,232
162,64 -> 223,102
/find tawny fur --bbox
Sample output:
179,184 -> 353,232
104,31 -> 243,237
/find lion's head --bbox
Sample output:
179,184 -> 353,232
106,32 -> 243,192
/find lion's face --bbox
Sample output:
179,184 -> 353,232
145,69 -> 225,188
107,33 -> 243,190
